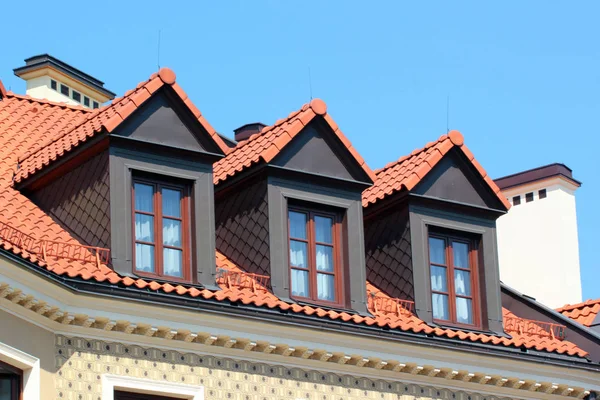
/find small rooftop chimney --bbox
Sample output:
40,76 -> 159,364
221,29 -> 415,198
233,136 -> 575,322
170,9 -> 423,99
234,122 -> 267,142
13,54 -> 115,108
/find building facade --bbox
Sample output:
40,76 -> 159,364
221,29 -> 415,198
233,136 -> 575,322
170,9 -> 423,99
0,56 -> 599,400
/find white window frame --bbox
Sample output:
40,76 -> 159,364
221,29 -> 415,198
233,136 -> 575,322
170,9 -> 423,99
0,341 -> 40,400
102,374 -> 204,400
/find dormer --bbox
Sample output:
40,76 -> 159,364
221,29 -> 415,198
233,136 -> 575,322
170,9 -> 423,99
14,68 -> 229,287
362,131 -> 510,332
214,99 -> 375,314
13,54 -> 116,108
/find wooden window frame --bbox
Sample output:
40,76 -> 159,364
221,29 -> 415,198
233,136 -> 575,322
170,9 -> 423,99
525,192 -> 534,203
132,176 -> 192,283
428,231 -> 481,329
287,204 -> 345,307
0,359 -> 22,400
512,195 -> 521,206
538,189 -> 547,199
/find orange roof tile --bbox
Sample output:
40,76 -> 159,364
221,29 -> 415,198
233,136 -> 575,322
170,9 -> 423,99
557,299 -> 600,327
0,76 -> 586,359
362,130 -> 511,209
13,68 -> 230,184
213,98 -> 377,185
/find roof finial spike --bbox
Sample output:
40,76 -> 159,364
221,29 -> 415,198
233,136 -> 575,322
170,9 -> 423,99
446,95 -> 450,133
308,66 -> 313,101
157,29 -> 162,70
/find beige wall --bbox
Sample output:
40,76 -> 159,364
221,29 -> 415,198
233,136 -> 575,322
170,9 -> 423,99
0,309 -> 56,399
54,335 -> 510,400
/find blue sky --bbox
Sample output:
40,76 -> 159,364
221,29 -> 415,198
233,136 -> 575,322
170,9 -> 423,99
1,1 -> 598,300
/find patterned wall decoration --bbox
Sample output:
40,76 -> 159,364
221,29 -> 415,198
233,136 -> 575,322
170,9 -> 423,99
215,179 -> 270,277
55,335 -> 513,400
364,207 -> 414,301
30,150 -> 111,249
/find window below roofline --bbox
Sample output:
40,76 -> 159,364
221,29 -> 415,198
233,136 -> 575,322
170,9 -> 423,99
266,176 -> 370,315
132,174 -> 193,283
287,203 -> 345,307
408,203 -> 504,334
428,228 -> 482,329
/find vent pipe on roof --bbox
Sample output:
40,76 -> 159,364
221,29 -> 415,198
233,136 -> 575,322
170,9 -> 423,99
234,122 -> 267,142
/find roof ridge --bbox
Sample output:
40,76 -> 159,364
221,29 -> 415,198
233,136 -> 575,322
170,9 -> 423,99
226,101 -> 313,156
374,133 -> 452,175
14,71 -> 166,169
4,92 -> 94,112
556,298 -> 600,312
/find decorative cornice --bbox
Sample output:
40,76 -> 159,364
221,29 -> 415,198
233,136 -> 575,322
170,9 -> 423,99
0,281 -> 593,399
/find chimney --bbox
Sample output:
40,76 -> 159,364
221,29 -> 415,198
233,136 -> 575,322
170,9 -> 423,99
13,54 -> 115,108
234,122 -> 267,142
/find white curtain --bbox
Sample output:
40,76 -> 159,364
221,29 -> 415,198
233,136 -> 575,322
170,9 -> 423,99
317,273 -> 334,301
432,293 -> 449,320
162,188 -> 181,217
135,214 -> 153,242
291,269 -> 308,297
135,243 -> 154,272
163,219 -> 181,247
456,298 -> 472,324
163,248 -> 182,277
290,241 -> 307,268
452,242 -> 469,268
134,183 -> 154,212
316,245 -> 333,272
454,270 -> 471,296
430,266 -> 447,292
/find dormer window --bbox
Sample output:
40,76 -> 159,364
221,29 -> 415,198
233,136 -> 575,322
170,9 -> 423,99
288,206 -> 342,304
429,232 -> 480,327
133,177 -> 191,281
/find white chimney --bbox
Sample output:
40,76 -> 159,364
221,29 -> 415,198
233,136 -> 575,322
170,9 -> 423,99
13,54 -> 115,108
495,163 -> 582,308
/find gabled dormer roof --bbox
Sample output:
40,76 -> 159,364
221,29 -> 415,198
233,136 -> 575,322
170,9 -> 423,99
362,130 -> 511,210
213,98 -> 377,185
13,68 -> 230,184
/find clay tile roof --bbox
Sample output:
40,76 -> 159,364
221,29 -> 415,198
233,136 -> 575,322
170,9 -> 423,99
13,68 -> 230,184
213,98 -> 377,185
557,299 -> 600,327
0,76 -> 587,359
362,130 -> 511,209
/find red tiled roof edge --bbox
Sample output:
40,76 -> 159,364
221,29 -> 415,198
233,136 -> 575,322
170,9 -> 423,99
362,130 -> 511,209
556,298 -> 600,312
13,68 -> 230,183
556,299 -> 600,327
213,98 -> 377,185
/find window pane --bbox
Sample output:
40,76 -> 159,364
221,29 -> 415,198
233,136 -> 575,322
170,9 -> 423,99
454,270 -> 471,296
163,219 -> 181,247
135,243 -> 154,272
135,214 -> 154,242
432,293 -> 449,320
430,265 -> 447,292
289,211 -> 307,239
0,377 -> 13,400
134,183 -> 154,212
291,269 -> 309,297
452,241 -> 469,269
456,297 -> 473,324
316,245 -> 334,272
315,216 -> 333,243
162,188 -> 181,217
429,237 -> 446,264
163,248 -> 183,277
290,240 -> 307,268
317,273 -> 335,301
